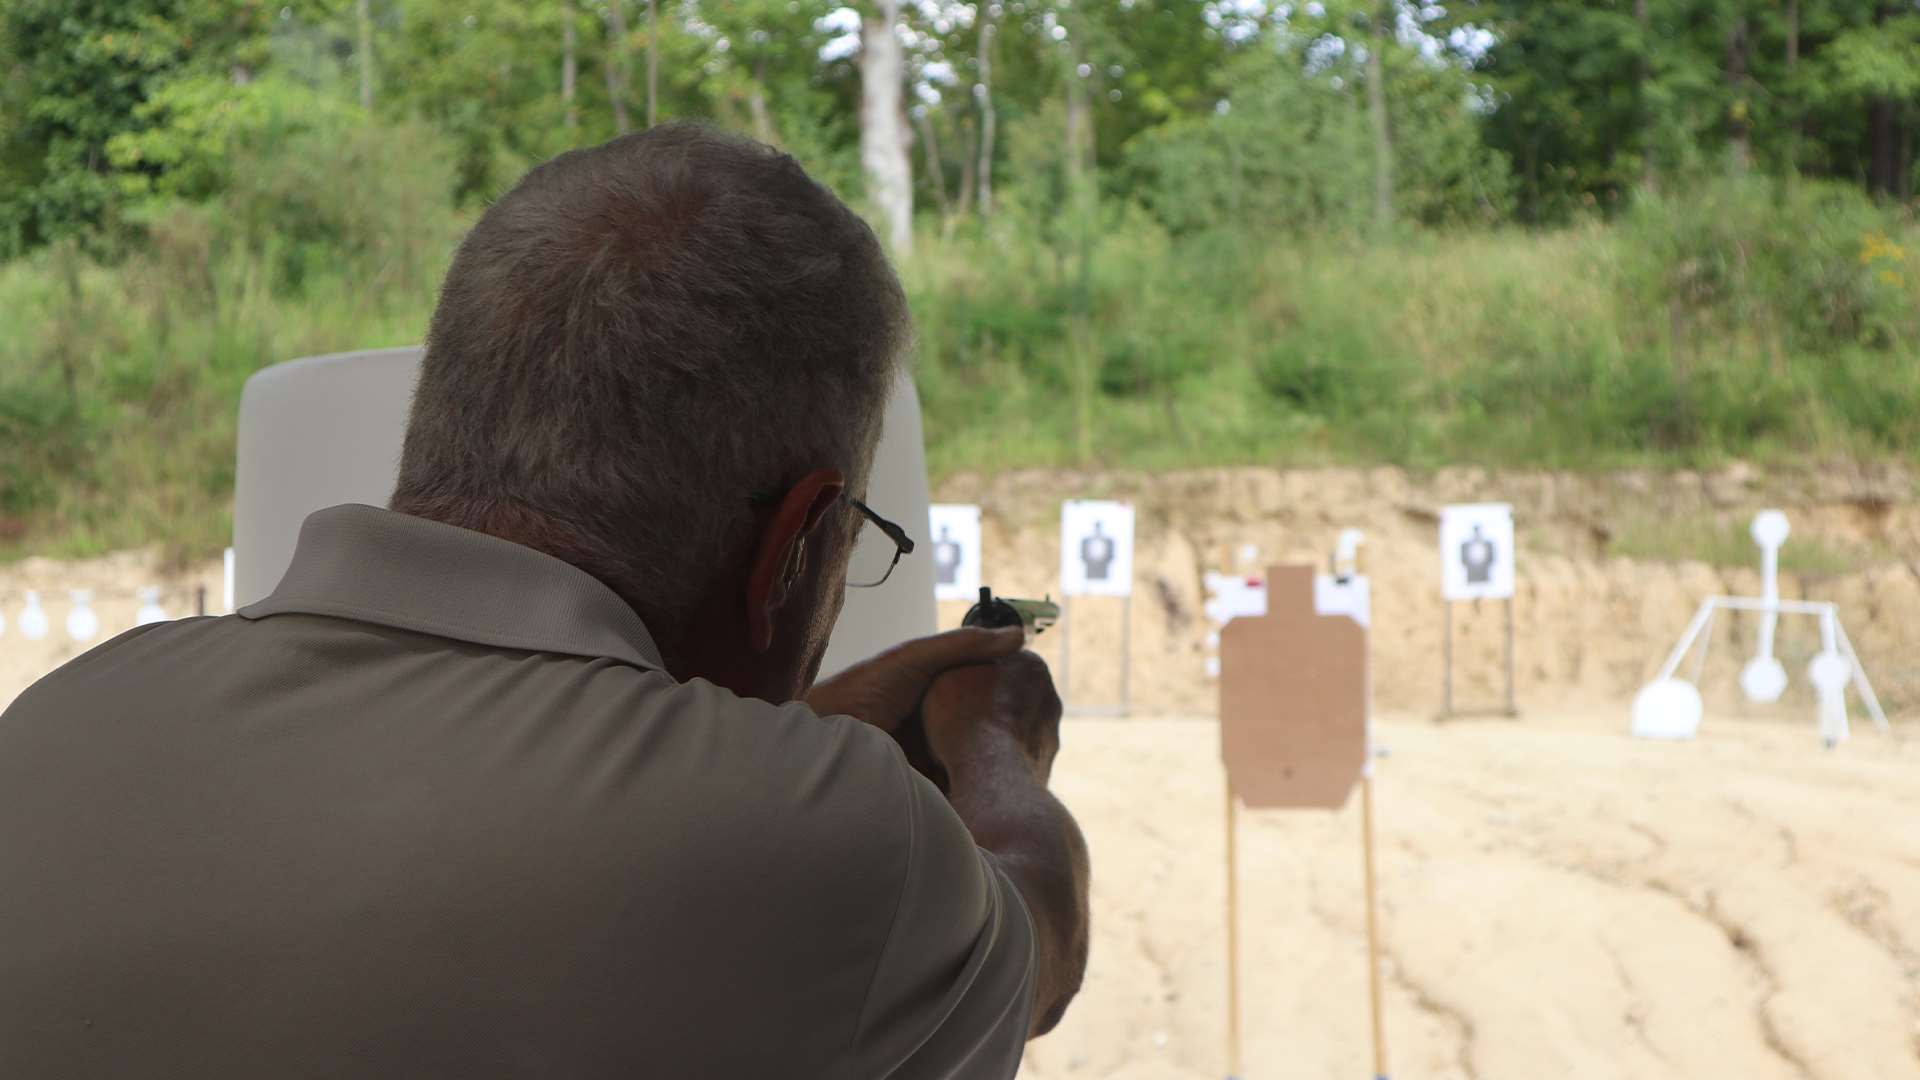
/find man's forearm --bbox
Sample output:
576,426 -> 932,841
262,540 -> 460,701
946,738 -> 1091,1038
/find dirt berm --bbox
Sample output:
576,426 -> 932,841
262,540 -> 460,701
5,464 -> 1917,723
932,464 -> 1920,723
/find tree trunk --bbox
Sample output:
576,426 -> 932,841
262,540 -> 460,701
1636,0 -> 1657,190
356,0 -> 374,109
1899,106 -> 1915,201
912,107 -> 950,218
1901,107 -> 1914,201
859,0 -> 914,254
1366,2 -> 1394,227
954,114 -> 977,222
976,10 -> 996,220
1868,3 -> 1898,196
1784,0 -> 1798,68
747,58 -> 777,145
605,1 -> 632,135
1725,12 -> 1751,173
1869,99 -> 1899,196
562,0 -> 578,130
1064,66 -> 1084,184
646,0 -> 658,128
1784,0 -> 1799,171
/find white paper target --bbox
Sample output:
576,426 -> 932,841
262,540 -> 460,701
928,504 -> 983,602
1439,503 -> 1516,601
1059,501 -> 1134,597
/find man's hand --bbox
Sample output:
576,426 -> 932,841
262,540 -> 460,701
918,650 -> 1063,785
804,626 -> 1024,734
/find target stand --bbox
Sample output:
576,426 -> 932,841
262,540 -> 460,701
1634,511 -> 1890,746
1439,596 -> 1519,719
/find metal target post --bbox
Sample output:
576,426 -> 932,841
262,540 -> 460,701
1645,594 -> 1890,737
1504,594 -> 1517,716
1059,594 -> 1132,717
1441,596 -> 1517,718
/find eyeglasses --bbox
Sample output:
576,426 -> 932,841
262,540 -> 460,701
845,495 -> 915,588
748,487 -> 916,589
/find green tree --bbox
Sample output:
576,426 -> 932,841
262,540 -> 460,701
1126,21 -> 1506,235
0,0 -> 274,251
1806,7 -> 1920,196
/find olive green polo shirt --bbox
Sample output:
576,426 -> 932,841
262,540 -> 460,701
0,504 -> 1035,1079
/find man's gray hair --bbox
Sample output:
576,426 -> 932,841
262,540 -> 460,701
391,124 -> 910,645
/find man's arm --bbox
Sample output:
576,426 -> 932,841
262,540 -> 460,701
944,733 -> 1089,1035
920,652 -> 1090,1037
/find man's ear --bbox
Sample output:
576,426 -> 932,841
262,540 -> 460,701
745,468 -> 845,653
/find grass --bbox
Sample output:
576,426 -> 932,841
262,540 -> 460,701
909,197 -> 1920,478
1605,516 -> 1869,576
0,242 -> 439,561
3,176 -> 1917,561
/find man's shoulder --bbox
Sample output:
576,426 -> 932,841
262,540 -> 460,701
5,614 -> 225,713
584,677 -> 953,945
647,676 -> 917,826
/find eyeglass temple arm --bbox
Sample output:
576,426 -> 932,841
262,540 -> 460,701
850,497 -> 914,554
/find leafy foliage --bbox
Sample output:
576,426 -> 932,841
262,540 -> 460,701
0,0 -> 1918,553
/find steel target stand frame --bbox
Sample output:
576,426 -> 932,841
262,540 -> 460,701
1439,595 -> 1518,719
1058,593 -> 1131,717
1654,595 -> 1889,734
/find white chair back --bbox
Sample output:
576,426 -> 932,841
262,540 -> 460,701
233,348 -> 935,676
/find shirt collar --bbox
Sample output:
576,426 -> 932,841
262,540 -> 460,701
240,504 -> 665,671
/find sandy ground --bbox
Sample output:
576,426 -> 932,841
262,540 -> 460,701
4,593 -> 1917,1078
1021,713 -> 1920,1080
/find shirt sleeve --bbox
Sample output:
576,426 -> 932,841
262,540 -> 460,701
844,753 -> 1037,1080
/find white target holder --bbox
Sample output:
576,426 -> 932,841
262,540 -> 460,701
1635,510 -> 1888,746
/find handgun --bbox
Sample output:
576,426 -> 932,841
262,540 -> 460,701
961,586 -> 1060,641
901,587 -> 1060,794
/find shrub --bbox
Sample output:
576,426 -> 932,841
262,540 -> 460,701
1621,177 -> 1917,353
224,118 -> 461,296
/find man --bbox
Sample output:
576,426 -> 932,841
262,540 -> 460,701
0,124 -> 1089,1078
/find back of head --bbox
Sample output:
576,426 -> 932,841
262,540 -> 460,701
392,124 -> 909,645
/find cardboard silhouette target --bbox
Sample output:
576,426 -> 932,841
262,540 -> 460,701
1219,565 -> 1368,810
1218,555 -> 1388,1080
